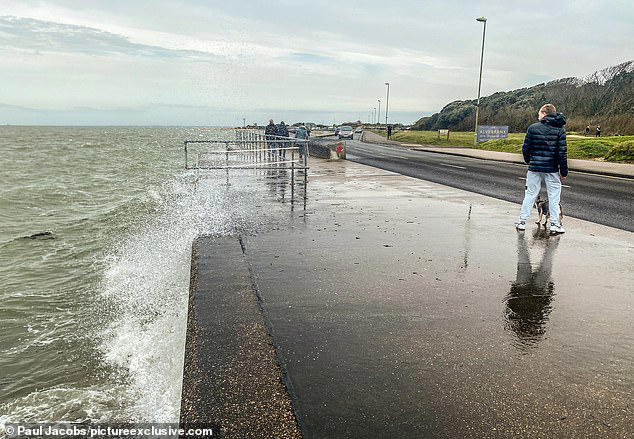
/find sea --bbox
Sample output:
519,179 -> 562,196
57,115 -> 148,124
0,126 -> 286,425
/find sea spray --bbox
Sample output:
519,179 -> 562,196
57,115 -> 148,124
97,174 -> 273,421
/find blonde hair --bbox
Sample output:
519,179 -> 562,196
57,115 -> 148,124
540,104 -> 556,115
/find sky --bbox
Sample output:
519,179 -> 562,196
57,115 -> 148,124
0,0 -> 632,126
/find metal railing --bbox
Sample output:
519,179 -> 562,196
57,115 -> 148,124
183,129 -> 310,199
184,130 -> 308,171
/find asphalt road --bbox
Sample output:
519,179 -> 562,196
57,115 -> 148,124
347,136 -> 634,232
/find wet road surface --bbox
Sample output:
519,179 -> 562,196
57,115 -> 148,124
346,136 -> 634,232
239,159 -> 634,438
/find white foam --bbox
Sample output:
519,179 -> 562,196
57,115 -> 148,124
0,386 -> 119,427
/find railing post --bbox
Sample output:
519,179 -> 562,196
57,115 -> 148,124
303,141 -> 308,199
291,146 -> 295,201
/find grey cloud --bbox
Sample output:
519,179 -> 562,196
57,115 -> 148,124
0,16 -> 217,60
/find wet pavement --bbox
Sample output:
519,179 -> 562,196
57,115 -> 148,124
239,159 -> 633,438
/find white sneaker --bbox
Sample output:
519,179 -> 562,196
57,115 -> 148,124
550,223 -> 565,234
515,221 -> 526,231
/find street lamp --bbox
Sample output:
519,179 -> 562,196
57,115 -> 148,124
474,16 -> 487,145
384,82 -> 390,126
373,107 -> 376,124
377,99 -> 381,126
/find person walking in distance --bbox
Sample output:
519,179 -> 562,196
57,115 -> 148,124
515,104 -> 568,234
295,125 -> 309,159
585,125 -> 590,136
265,119 -> 278,158
277,121 -> 289,159
596,125 -> 601,137
387,124 -> 393,139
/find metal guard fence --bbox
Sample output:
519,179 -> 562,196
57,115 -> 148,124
183,133 -> 309,172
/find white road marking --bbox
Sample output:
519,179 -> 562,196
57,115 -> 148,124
432,192 -> 465,197
439,163 -> 466,169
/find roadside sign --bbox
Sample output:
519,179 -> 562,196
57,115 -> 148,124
477,125 -> 508,142
438,129 -> 449,140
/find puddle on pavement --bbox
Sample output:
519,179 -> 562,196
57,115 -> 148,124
505,228 -> 559,351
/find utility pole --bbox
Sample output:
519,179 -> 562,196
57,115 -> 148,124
474,16 -> 487,145
385,82 -> 390,125
377,99 -> 381,126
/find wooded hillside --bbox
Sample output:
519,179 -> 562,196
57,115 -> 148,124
413,61 -> 634,134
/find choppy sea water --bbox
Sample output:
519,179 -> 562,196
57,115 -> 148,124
0,126 -> 283,424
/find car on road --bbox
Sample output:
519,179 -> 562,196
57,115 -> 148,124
355,127 -> 363,133
338,126 -> 354,139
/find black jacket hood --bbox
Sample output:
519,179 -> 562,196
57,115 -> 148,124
542,112 -> 566,128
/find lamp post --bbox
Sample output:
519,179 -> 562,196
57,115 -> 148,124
377,99 -> 381,126
384,82 -> 390,126
373,107 -> 376,124
474,16 -> 487,145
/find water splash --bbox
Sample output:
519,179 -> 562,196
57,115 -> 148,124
96,173 -> 276,421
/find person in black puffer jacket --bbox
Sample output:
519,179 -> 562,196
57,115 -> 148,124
516,104 -> 568,234
277,121 -> 289,159
265,119 -> 278,158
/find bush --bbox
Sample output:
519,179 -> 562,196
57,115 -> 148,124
605,141 -> 634,162
573,140 -> 611,158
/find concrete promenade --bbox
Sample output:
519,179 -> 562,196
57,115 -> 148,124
180,237 -> 301,438
361,130 -> 634,178
187,158 -> 633,438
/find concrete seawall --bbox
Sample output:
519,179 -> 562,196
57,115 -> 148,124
308,137 -> 346,159
179,236 -> 300,438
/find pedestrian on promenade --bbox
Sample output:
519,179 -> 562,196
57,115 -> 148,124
596,125 -> 601,137
387,125 -> 393,139
295,125 -> 309,159
265,119 -> 278,158
515,104 -> 568,234
585,125 -> 590,136
277,121 -> 289,159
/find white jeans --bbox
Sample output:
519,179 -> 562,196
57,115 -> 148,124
519,171 -> 562,225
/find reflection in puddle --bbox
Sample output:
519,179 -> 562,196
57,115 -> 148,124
505,228 -> 560,351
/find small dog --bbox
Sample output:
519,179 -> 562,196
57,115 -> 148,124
534,194 -> 563,226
